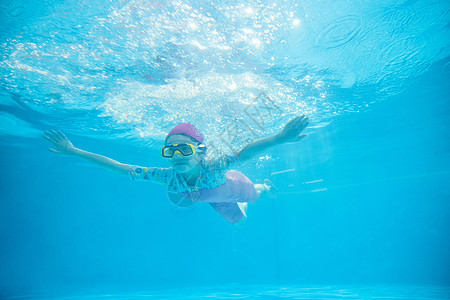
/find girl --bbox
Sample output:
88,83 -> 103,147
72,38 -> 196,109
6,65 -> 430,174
44,115 -> 309,224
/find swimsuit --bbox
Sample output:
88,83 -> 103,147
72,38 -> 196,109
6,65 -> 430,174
129,155 -> 259,224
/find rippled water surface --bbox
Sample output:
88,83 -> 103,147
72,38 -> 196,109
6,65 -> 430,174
1,0 -> 449,148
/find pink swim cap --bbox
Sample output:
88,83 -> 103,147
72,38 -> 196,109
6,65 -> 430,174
166,123 -> 204,143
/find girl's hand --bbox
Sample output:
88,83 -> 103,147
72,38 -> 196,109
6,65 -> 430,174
276,115 -> 309,143
43,130 -> 76,155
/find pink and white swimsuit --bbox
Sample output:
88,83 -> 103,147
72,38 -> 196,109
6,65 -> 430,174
129,155 -> 259,224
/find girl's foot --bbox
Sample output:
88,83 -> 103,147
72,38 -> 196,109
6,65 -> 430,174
263,179 -> 279,199
235,203 -> 248,227
237,202 -> 248,218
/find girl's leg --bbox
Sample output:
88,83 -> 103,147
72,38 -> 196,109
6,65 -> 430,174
209,202 -> 247,224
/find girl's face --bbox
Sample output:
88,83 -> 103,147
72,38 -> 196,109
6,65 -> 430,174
165,134 -> 204,174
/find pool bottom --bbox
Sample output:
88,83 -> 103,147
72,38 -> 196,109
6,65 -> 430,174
4,284 -> 450,299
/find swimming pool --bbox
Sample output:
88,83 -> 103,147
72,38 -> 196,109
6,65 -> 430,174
1,0 -> 449,299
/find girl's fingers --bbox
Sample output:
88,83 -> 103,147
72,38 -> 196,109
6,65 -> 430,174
299,120 -> 309,130
286,118 -> 297,127
297,116 -> 308,124
287,116 -> 303,129
56,130 -> 67,140
290,118 -> 300,127
46,129 -> 68,142
295,134 -> 306,142
294,116 -> 304,123
48,130 -> 61,141
51,129 -> 62,139
293,115 -> 308,128
43,130 -> 52,138
44,130 -> 67,145
44,131 -> 58,142
294,120 -> 309,133
48,148 -> 59,153
297,134 -> 307,141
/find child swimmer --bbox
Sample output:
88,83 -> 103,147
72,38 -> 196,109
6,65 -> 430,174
44,115 -> 309,224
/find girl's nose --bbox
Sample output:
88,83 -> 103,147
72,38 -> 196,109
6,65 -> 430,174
172,151 -> 184,158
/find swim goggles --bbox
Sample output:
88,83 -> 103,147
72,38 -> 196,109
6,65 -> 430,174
161,143 -> 206,158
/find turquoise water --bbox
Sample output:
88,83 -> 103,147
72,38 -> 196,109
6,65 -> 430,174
1,0 -> 450,299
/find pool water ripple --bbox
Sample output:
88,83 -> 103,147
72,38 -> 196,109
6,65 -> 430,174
314,15 -> 363,49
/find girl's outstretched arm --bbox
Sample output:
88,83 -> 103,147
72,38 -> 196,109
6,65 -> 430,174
235,115 -> 309,162
43,130 -> 132,175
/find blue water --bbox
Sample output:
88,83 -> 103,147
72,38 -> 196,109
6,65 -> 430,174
1,0 -> 450,299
